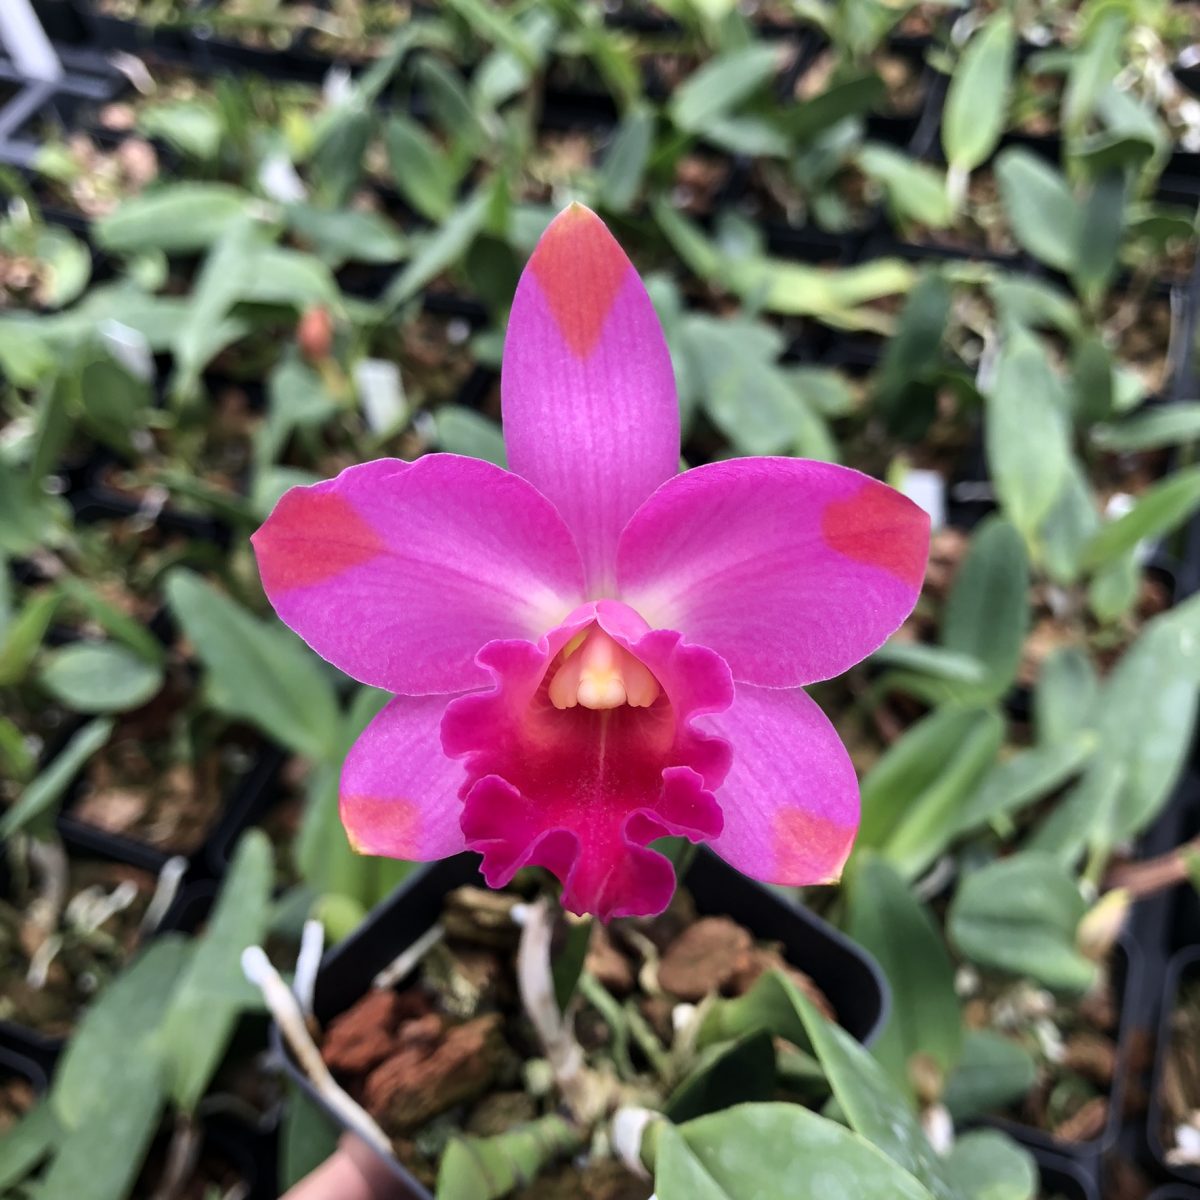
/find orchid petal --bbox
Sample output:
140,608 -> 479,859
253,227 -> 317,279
341,694 -> 467,860
502,204 -> 679,594
706,683 -> 859,886
617,458 -> 929,687
252,455 -> 586,695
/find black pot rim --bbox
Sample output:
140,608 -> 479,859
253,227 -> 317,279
1148,944 -> 1200,1184
274,848 -> 890,1196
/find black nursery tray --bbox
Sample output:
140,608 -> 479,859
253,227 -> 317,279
1037,1150 -> 1099,1200
1149,945 -> 1200,1188
276,849 -> 889,1195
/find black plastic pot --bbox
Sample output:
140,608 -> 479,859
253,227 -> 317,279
276,849 -> 890,1194
986,938 -> 1139,1161
1149,945 -> 1200,1187
1035,1149 -> 1100,1200
0,1040 -> 49,1101
1147,1187 -> 1200,1199
203,746 -> 289,878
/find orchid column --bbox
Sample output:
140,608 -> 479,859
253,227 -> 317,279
252,204 -> 929,921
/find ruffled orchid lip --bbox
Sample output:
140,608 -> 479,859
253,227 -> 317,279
440,600 -> 734,921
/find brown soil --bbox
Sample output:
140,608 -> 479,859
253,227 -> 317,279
1160,974 -> 1200,1168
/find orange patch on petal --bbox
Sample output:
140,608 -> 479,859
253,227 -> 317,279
253,489 -> 385,592
773,806 -> 855,885
341,794 -> 419,857
820,479 -> 929,588
530,204 -> 631,358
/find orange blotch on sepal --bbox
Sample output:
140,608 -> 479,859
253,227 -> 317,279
253,489 -> 385,592
772,806 -> 856,885
820,479 -> 929,588
341,794 -> 419,857
529,204 -> 631,358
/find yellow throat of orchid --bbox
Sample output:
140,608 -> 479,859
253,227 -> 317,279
548,626 -> 661,711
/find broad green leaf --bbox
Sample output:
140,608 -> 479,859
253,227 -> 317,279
57,576 -> 163,666
382,186 -> 492,312
995,150 -> 1078,273
0,1100 -> 59,1191
654,1106 -> 936,1200
285,205 -> 407,267
846,854 -> 961,1096
942,519 -> 1030,696
950,733 -> 1096,835
0,588 -> 62,685
1080,466 -> 1200,569
942,1030 -> 1038,1122
0,717 -> 114,838
1024,760 -> 1124,867
34,225 -> 91,308
94,184 -> 253,254
1089,550 -> 1140,622
437,1115 -> 581,1200
53,936 -> 190,1128
38,642 -> 163,714
1093,403 -> 1200,451
873,271 -> 950,432
984,332 -> 1071,548
943,14 -> 1016,173
859,144 -> 953,228
669,44 -> 779,133
665,1032 -> 776,1123
1064,7 -> 1128,133
598,106 -> 655,213
138,99 -> 223,159
310,103 -> 371,208
434,406 -> 507,466
1035,646 -> 1099,746
786,983 -> 954,1199
948,854 -> 1097,992
1073,172 -> 1126,305
1038,460 -> 1101,585
384,115 -> 456,222
870,641 -> 988,686
986,275 -> 1081,339
165,569 -> 341,760
279,1087 -> 340,1191
1092,596 -> 1200,839
35,1053 -> 164,1200
859,707 -> 1001,850
943,1130 -> 1037,1200
238,247 -> 339,308
779,73 -> 886,143
159,831 -> 273,1111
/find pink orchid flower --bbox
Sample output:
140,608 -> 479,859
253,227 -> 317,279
252,204 -> 929,921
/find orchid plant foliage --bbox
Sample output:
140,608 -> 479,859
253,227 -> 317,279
252,205 -> 930,921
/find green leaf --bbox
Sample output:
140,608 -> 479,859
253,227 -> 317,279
38,642 -> 163,714
943,13 -> 1016,173
0,717 -> 114,838
382,186 -> 493,313
94,184 -> 254,254
310,103 -> 371,208
943,1130 -> 1037,1200
778,73 -> 886,143
1080,465 -> 1200,569
859,144 -> 953,228
53,936 -> 190,1128
1093,403 -> 1200,451
784,983 -> 955,1199
846,854 -> 961,1097
159,830 -> 274,1111
984,332 -> 1072,548
285,204 -> 407,267
995,150 -> 1078,273
279,1086 -> 339,1191
0,1101 -> 59,1191
654,1105 -> 936,1200
1034,646 -> 1098,746
1038,460 -> 1101,585
34,225 -> 91,308
437,1115 -> 582,1200
598,106 -> 655,213
1073,172 -> 1126,304
165,569 -> 341,760
948,854 -> 1097,992
942,519 -> 1030,697
668,44 -> 779,133
1064,7 -> 1128,134
138,99 -> 223,159
433,406 -> 507,466
870,641 -> 988,687
0,588 -> 62,685
942,1030 -> 1038,1122
873,271 -> 951,430
950,733 -> 1096,836
665,1032 -> 776,1123
384,115 -> 457,222
858,707 -> 1002,854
